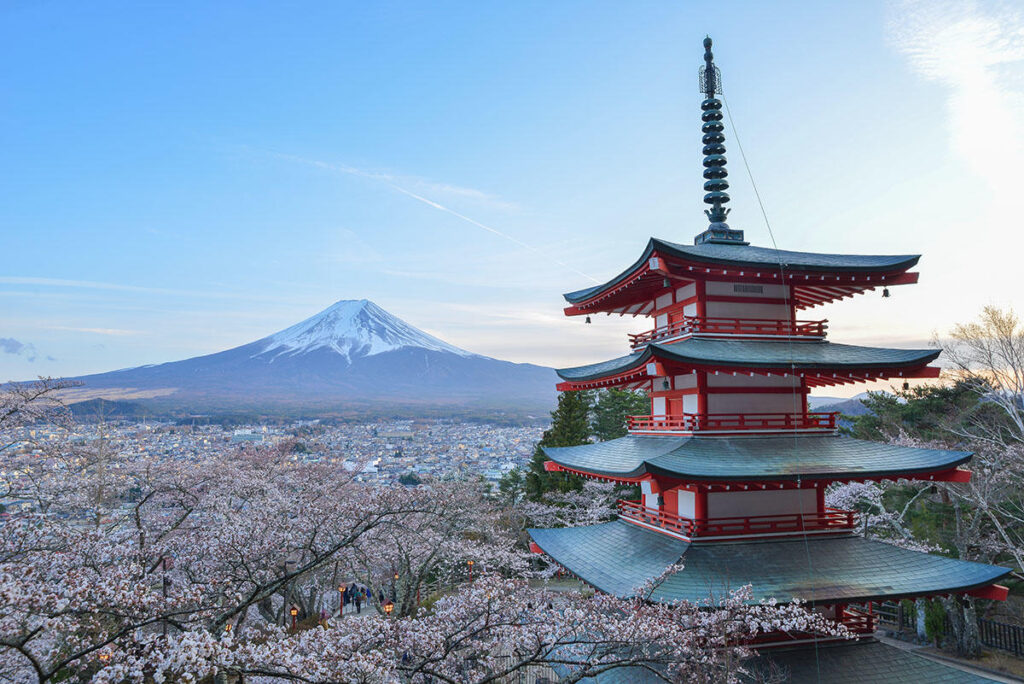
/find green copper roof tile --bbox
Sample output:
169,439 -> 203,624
566,639 -> 996,683
652,535 -> 1010,604
556,338 -> 939,382
746,639 -> 996,683
543,434 -> 972,481
528,522 -> 1010,605
528,522 -> 689,598
564,238 -> 920,304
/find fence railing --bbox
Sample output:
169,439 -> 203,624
627,412 -> 838,434
875,600 -> 1024,658
979,617 -> 1024,657
617,499 -> 856,539
629,316 -> 827,348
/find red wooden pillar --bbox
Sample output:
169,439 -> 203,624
800,375 -> 809,419
816,484 -> 825,515
696,371 -> 708,418
694,486 -> 708,535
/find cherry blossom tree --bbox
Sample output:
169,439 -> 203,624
1,383 -> 850,682
87,574 -> 847,684
337,479 -> 529,618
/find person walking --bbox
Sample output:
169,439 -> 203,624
355,591 -> 362,614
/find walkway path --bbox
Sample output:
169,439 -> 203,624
875,634 -> 1023,683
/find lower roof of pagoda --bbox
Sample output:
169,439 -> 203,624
542,434 -> 971,482
556,338 -> 939,385
565,639 -> 995,684
527,521 -> 1010,605
562,237 -> 921,313
747,639 -> 996,684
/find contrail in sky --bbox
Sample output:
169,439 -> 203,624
275,153 -> 601,284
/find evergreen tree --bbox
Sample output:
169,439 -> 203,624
525,391 -> 592,500
591,389 -> 649,441
847,380 -> 1004,443
497,467 -> 525,505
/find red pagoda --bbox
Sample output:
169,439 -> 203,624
528,37 -> 1010,680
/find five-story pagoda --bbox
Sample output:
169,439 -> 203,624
527,37 -> 1010,678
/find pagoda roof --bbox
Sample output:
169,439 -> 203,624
527,521 -> 1010,605
564,238 -> 920,305
564,640 -> 996,683
542,434 -> 972,482
747,640 -> 997,684
556,338 -> 939,383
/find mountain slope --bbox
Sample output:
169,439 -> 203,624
64,300 -> 556,414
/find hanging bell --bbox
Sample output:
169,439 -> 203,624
902,381 -> 910,391
882,287 -> 890,298
662,379 -> 670,391
662,277 -> 671,288
585,316 -> 591,324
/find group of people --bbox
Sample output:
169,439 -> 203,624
339,582 -> 375,615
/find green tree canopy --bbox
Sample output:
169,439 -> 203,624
591,389 -> 648,441
525,391 -> 592,500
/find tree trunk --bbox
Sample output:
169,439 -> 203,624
960,597 -> 982,659
942,596 -> 981,658
256,596 -> 275,623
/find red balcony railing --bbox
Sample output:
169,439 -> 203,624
629,316 -> 827,348
627,412 -> 838,434
617,499 -> 856,539
840,607 -> 878,634
617,498 -> 696,536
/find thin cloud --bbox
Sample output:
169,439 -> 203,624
49,326 -> 142,337
0,276 -> 301,304
274,153 -> 601,284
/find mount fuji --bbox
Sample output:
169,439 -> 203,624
63,300 -> 557,416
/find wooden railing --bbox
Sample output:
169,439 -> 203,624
840,607 -> 878,634
617,499 -> 856,539
629,316 -> 827,348
627,412 -> 838,433
617,498 -> 696,536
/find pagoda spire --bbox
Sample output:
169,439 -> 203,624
694,36 -> 747,246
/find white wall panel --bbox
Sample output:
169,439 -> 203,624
707,488 -> 816,519
707,393 -> 803,414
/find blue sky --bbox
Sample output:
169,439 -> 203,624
3,1 -> 1023,397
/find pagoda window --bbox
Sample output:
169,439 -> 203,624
704,374 -> 805,416
706,393 -> 803,415
705,281 -> 791,300
703,281 -> 793,322
706,488 -> 817,520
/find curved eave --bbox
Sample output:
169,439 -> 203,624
556,340 -> 941,384
563,238 -> 921,311
528,522 -> 1011,606
542,435 -> 973,483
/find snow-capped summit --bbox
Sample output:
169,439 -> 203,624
61,298 -> 555,414
257,299 -> 474,362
